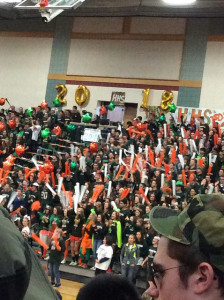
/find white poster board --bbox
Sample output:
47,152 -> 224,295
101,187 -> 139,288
81,128 -> 102,142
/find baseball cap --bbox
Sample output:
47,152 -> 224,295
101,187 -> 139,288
32,182 -> 39,187
150,194 -> 224,272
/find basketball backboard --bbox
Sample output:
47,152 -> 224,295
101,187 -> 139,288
15,0 -> 85,9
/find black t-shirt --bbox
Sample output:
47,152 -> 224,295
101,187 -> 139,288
49,238 -> 65,265
200,123 -> 209,135
50,114 -> 58,128
23,129 -> 32,146
61,216 -> 70,236
40,188 -> 53,210
71,111 -> 81,122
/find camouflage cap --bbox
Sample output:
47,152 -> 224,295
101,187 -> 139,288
150,194 -> 224,272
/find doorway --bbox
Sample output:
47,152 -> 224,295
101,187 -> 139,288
106,106 -> 125,123
123,103 -> 138,127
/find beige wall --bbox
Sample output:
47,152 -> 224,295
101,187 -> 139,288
200,41 -> 224,110
0,36 -> 52,108
67,39 -> 183,80
0,17 -> 184,115
66,84 -> 178,121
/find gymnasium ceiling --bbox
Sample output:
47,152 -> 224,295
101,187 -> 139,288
0,0 -> 224,20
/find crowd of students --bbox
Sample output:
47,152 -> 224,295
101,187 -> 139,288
0,103 -> 224,287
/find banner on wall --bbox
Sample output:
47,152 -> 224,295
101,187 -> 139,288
173,106 -> 224,128
111,92 -> 125,104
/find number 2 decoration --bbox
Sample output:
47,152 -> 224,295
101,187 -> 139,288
55,84 -> 67,105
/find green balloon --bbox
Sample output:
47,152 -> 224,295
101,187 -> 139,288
159,114 -> 166,123
41,128 -> 51,139
27,108 -> 33,117
108,101 -> 115,111
67,123 -> 76,133
17,131 -> 24,137
169,103 -> 177,113
70,161 -> 77,170
82,113 -> 92,123
54,98 -> 61,107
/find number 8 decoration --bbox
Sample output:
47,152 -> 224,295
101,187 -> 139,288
160,90 -> 174,111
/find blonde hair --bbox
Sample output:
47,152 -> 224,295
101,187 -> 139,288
55,228 -> 63,237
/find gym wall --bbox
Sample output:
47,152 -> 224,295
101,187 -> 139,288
0,16 -> 224,116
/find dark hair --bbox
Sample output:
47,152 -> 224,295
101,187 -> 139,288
121,198 -> 128,205
105,235 -> 113,246
98,213 -> 105,223
168,239 -> 224,295
112,211 -> 120,221
77,274 -> 141,300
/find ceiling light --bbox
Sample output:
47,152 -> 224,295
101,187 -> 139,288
162,0 -> 196,5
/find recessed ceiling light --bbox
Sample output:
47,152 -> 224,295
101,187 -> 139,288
162,0 -> 196,5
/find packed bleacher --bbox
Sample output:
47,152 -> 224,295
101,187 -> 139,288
0,102 -> 224,287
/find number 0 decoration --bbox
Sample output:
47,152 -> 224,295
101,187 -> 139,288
75,85 -> 89,106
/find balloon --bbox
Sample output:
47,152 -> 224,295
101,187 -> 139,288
41,128 -> 51,139
31,201 -> 41,211
0,122 -> 5,131
0,98 -> 5,106
17,131 -> 24,137
169,103 -> 177,113
53,98 -> 61,107
3,160 -> 13,171
52,125 -> 61,136
90,142 -> 98,153
82,113 -> 92,123
108,101 -> 115,111
159,114 -> 166,123
15,145 -> 25,156
43,161 -> 54,174
160,90 -> 174,111
56,84 -> 67,105
6,154 -> 16,164
41,100 -> 48,109
100,105 -> 107,115
141,88 -> 150,109
27,108 -> 33,117
8,119 -> 16,130
136,122 -> 146,132
40,0 -> 48,7
75,85 -> 89,106
70,161 -> 77,170
67,123 -> 76,133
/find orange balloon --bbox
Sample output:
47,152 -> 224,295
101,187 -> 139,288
15,145 -> 25,156
3,160 -> 13,171
100,105 -> 107,115
90,142 -> 98,153
0,122 -> 5,131
41,101 -> 48,109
